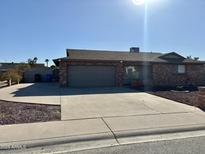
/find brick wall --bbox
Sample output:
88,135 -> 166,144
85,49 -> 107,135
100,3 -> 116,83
59,61 -> 67,86
152,64 -> 205,86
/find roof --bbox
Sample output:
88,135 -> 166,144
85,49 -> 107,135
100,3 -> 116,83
53,49 -> 205,66
67,49 -> 164,62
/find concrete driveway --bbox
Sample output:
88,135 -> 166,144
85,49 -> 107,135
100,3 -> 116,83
0,83 -> 199,119
60,88 -> 198,120
0,83 -> 61,105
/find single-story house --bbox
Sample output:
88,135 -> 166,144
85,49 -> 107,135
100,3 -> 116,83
53,47 -> 205,88
24,67 -> 53,82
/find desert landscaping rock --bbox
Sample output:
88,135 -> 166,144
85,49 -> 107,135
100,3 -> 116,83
149,91 -> 198,106
0,100 -> 61,125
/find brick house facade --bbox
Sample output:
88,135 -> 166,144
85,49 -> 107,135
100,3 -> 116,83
54,48 -> 205,88
152,64 -> 205,86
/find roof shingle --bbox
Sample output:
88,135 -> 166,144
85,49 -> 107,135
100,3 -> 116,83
67,49 -> 164,62
53,49 -> 205,66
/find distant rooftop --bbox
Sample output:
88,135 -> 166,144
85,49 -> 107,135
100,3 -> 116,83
0,62 -> 45,72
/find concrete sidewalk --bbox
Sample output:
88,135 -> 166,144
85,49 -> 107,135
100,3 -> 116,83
1,111 -> 205,150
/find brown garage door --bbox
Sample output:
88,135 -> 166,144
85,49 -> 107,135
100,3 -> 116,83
68,66 -> 116,87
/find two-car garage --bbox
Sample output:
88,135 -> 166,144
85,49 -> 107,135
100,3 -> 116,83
68,66 -> 116,87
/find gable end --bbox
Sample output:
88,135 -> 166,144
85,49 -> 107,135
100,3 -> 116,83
159,52 -> 185,61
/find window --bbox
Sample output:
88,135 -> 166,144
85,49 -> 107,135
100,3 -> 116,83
177,65 -> 186,74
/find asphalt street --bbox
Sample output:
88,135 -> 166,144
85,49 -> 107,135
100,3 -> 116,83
3,134 -> 205,154
69,136 -> 205,154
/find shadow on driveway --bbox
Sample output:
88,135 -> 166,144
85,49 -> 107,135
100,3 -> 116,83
11,83 -> 137,97
11,83 -> 61,97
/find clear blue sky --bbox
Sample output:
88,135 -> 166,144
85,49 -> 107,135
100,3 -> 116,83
0,0 -> 205,65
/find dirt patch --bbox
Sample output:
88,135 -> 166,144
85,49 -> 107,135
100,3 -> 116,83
0,100 -> 61,125
149,91 -> 198,106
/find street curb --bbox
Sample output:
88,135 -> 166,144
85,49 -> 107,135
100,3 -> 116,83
114,124 -> 205,138
1,124 -> 205,150
0,133 -> 115,150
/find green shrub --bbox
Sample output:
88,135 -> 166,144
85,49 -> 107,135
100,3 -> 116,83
176,85 -> 184,91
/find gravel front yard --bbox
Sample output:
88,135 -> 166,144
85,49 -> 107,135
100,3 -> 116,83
149,91 -> 198,106
0,100 -> 61,125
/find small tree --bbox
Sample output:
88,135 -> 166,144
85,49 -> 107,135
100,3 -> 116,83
10,70 -> 22,84
0,64 -> 30,86
0,69 -> 22,86
33,57 -> 38,64
187,56 -> 192,59
0,71 -> 11,86
16,63 -> 30,74
27,58 -> 33,65
45,59 -> 49,67
28,57 -> 38,66
194,57 -> 199,61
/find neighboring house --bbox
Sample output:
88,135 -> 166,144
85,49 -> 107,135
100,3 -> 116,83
0,62 -> 44,73
0,62 -> 47,82
53,47 -> 205,88
0,63 -> 22,74
24,67 -> 53,82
